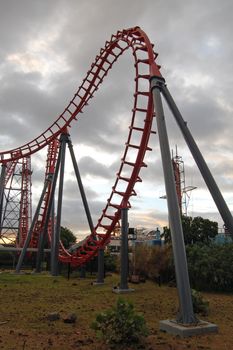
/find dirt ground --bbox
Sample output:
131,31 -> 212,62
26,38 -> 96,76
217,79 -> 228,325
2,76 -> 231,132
0,271 -> 233,349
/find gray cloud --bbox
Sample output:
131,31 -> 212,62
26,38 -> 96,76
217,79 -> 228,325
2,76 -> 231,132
78,156 -> 112,178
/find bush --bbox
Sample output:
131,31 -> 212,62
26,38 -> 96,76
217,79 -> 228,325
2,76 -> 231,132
131,244 -> 150,278
131,244 -> 175,284
191,289 -> 209,316
104,252 -> 117,272
130,241 -> 233,292
91,298 -> 148,348
148,245 -> 175,284
187,243 -> 233,292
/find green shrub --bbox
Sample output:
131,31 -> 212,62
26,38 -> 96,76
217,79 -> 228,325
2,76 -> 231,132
131,244 -> 175,284
91,298 -> 148,348
187,243 -> 233,292
191,289 -> 209,316
104,252 -> 117,272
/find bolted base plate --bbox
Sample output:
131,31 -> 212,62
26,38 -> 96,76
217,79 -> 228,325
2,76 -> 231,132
159,319 -> 218,337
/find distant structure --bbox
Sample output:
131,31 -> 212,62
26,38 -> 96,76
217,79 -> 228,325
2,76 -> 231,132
108,226 -> 136,253
160,147 -> 196,216
172,146 -> 197,216
214,224 -> 233,244
133,227 -> 162,247
214,232 -> 232,245
108,226 -> 163,252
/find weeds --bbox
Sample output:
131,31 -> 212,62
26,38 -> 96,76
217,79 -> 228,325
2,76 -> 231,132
91,297 -> 148,348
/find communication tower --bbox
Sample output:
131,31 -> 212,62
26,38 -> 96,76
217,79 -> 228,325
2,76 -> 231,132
172,146 -> 196,216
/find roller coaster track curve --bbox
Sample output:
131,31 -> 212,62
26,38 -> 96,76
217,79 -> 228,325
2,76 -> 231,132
0,27 -> 163,266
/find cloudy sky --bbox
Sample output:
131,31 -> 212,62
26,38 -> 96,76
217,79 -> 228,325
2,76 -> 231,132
1,0 -> 233,239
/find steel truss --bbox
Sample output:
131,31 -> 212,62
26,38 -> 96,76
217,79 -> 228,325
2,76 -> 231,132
172,148 -> 196,216
0,157 -> 32,245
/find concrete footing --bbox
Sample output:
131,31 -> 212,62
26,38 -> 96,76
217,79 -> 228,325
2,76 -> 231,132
92,281 -> 104,286
159,319 -> 218,337
112,287 -> 135,294
12,271 -> 29,275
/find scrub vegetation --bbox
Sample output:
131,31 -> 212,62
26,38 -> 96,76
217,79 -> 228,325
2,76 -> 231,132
0,272 -> 233,349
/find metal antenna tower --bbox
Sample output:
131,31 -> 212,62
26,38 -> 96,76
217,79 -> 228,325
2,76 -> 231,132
172,146 -> 196,216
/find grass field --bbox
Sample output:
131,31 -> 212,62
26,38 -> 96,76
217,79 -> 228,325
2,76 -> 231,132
0,271 -> 233,349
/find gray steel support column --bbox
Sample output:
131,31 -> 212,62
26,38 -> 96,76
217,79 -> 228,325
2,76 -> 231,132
68,139 -> 95,234
80,266 -> 86,278
36,142 -> 62,273
15,180 -> 49,273
51,134 -> 67,276
50,197 -> 55,271
0,163 -> 6,232
161,84 -> 233,233
35,174 -> 54,273
151,77 -> 196,324
96,248 -> 105,283
120,207 -> 129,290
36,230 -> 46,272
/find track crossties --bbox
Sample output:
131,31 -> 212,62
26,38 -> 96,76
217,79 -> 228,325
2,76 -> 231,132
0,27 -> 162,266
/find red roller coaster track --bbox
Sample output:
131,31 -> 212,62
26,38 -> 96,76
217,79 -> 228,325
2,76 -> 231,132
0,27 -> 162,266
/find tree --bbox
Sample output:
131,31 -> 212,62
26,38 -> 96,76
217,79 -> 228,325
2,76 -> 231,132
181,215 -> 193,245
161,226 -> 171,244
190,216 -> 218,244
162,215 -> 218,245
104,251 -> 117,272
187,243 -> 233,291
60,226 -> 76,248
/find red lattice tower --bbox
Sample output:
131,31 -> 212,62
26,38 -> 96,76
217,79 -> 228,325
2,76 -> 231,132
18,156 -> 32,246
172,155 -> 183,214
30,139 -> 60,249
0,157 -> 32,245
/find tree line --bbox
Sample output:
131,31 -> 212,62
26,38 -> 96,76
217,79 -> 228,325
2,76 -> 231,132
132,215 -> 233,292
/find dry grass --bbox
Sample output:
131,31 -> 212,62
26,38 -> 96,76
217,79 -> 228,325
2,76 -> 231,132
0,271 -> 232,349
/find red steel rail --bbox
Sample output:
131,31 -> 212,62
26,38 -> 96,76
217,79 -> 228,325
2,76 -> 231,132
29,139 -> 60,249
0,27 -> 163,266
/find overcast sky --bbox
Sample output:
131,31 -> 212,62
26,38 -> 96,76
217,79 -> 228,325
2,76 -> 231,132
1,0 -> 233,239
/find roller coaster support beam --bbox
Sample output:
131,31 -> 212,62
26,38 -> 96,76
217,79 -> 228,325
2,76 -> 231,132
0,162 -> 6,232
51,133 -> 67,276
151,76 -> 196,324
35,150 -> 61,273
113,207 -> 134,293
80,266 -> 86,278
16,179 -> 49,273
161,84 -> 233,234
120,207 -> 129,290
35,174 -> 53,273
94,248 -> 105,285
36,140 -> 63,273
68,137 -> 95,234
50,198 -> 55,262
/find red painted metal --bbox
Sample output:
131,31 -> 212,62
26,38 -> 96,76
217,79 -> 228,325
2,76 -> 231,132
0,157 -> 32,245
18,156 -> 32,247
172,159 -> 182,213
4,161 -> 17,186
30,139 -> 60,249
0,27 -> 162,266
